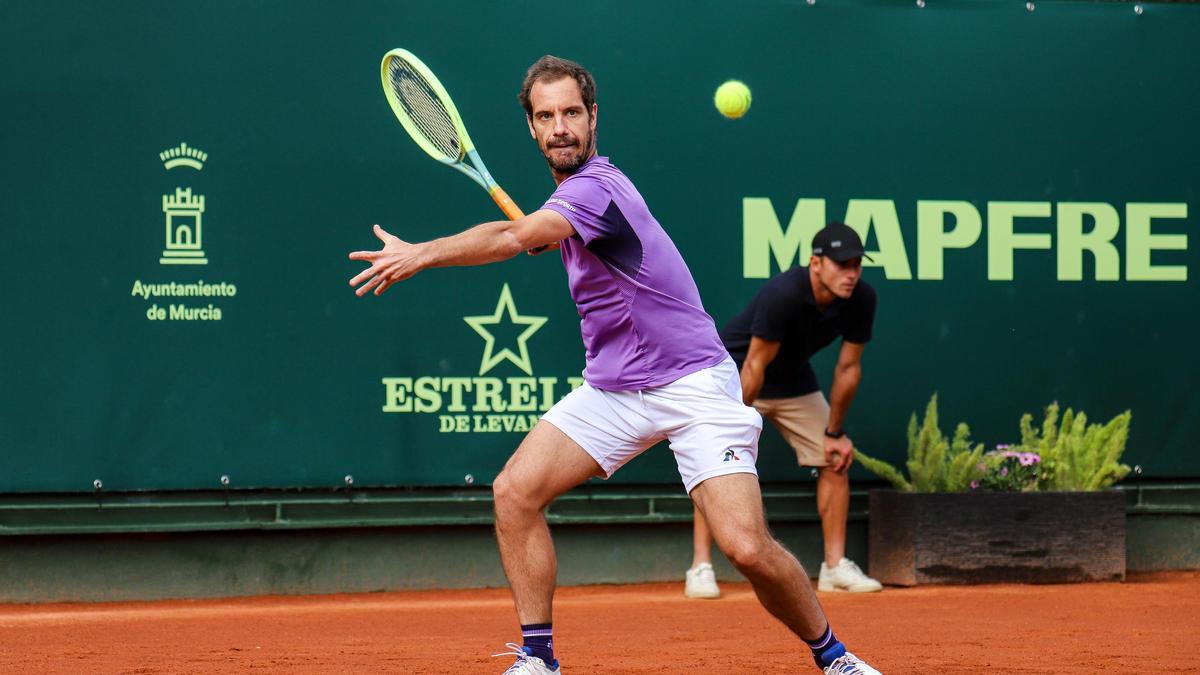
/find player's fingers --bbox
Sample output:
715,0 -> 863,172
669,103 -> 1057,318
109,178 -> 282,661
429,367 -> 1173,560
837,450 -> 853,473
349,266 -> 377,287
374,278 -> 393,296
373,224 -> 395,243
355,275 -> 384,297
827,449 -> 844,473
348,250 -> 377,261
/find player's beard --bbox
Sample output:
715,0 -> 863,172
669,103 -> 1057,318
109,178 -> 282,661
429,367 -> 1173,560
543,128 -> 595,175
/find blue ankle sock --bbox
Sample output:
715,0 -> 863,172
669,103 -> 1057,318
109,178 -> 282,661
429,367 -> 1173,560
805,623 -> 846,668
521,622 -> 555,665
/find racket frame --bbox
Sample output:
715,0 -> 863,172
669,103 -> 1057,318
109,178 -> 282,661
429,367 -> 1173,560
380,48 -> 522,220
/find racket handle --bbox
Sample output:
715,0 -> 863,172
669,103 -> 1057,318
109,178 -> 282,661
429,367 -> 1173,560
489,186 -> 525,221
489,185 -> 557,255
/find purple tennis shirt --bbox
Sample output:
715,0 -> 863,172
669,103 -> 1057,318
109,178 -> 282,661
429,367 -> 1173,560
540,156 -> 728,391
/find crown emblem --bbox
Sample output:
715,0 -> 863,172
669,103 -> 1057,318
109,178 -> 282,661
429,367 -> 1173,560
160,142 -> 208,170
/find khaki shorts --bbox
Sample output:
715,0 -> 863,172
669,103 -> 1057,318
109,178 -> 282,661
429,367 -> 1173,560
753,391 -> 830,467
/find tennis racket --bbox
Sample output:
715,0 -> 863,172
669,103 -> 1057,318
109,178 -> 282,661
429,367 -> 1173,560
380,48 -> 526,220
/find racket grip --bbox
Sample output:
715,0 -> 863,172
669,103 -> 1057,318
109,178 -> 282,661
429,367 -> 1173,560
489,186 -> 525,221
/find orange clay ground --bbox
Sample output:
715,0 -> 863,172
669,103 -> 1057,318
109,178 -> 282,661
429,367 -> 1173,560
0,572 -> 1196,674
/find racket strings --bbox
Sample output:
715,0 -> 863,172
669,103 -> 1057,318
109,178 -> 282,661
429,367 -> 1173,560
387,58 -> 461,161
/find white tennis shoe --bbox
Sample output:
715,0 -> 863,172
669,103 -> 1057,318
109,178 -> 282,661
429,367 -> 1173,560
494,643 -> 561,674
818,557 -> 883,593
823,651 -> 882,674
684,562 -> 721,599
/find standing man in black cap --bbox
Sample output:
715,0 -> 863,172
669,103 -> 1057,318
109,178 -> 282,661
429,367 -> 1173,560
684,222 -> 883,599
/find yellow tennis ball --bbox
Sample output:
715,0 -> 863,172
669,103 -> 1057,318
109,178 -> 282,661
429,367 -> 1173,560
714,80 -> 752,119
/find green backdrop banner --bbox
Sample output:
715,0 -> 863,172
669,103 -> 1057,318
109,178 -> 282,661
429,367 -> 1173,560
1,0 -> 1196,492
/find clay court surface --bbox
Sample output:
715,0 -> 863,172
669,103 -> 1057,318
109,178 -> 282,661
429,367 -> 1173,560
1,572 -> 1196,674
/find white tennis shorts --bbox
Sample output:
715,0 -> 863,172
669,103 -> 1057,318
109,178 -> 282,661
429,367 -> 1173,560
542,357 -> 763,493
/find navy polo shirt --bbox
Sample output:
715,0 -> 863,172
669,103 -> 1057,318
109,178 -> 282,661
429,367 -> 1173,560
720,266 -> 876,399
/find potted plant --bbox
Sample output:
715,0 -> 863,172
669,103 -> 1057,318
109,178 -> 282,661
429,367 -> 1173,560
858,396 -> 1131,585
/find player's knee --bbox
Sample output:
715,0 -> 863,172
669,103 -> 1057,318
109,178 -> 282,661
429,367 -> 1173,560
719,533 -> 773,574
491,471 -> 518,514
491,470 -> 537,517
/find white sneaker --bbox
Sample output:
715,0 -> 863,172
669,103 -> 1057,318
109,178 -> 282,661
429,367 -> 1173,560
824,651 -> 882,674
684,562 -> 721,599
493,643 -> 561,674
818,558 -> 883,593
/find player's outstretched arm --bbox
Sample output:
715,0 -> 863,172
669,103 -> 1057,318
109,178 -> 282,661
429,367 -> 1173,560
347,210 -> 574,297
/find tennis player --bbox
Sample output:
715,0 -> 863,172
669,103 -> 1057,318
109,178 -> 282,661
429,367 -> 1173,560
349,55 -> 881,675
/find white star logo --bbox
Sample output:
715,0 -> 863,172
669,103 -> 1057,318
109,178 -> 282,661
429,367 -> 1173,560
463,284 -> 548,376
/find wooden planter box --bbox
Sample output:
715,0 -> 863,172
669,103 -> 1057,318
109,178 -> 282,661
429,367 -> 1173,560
868,490 -> 1125,585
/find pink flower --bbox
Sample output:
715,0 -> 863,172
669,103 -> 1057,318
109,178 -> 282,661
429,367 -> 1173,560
970,480 -> 979,489
1000,467 -> 1009,477
1019,453 -> 1038,466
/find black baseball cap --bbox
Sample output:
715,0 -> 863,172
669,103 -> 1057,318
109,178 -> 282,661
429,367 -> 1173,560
812,222 -> 873,262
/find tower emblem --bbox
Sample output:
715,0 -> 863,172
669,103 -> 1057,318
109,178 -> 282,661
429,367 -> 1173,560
158,142 -> 209,265
160,187 -> 207,265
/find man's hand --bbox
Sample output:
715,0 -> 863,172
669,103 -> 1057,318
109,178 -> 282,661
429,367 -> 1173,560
824,434 -> 855,473
348,224 -> 425,297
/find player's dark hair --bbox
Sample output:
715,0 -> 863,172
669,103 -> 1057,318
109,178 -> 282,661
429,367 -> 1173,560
518,55 -> 596,119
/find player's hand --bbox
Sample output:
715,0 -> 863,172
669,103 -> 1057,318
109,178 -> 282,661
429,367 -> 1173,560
526,241 -> 561,256
348,224 -> 425,297
824,435 -> 854,474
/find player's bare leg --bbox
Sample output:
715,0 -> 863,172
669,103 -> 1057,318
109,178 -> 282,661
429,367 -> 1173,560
691,505 -> 714,568
492,420 -> 603,624
691,472 -> 880,672
816,466 -> 849,567
815,465 -> 881,593
690,472 -> 827,639
685,506 -> 721,598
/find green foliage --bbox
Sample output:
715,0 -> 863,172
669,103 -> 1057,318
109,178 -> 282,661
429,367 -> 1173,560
855,394 -> 985,493
1015,403 -> 1132,491
857,396 -> 1133,493
855,450 -> 912,492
